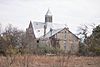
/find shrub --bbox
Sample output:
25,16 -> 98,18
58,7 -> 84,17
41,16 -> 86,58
36,44 -> 63,55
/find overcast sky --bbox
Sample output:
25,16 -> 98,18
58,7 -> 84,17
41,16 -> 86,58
0,0 -> 100,34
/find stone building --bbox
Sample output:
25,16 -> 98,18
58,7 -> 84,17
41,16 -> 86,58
26,9 -> 80,54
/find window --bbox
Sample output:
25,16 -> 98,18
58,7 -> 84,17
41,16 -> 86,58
36,23 -> 38,25
64,41 -> 67,49
64,45 -> 66,49
37,40 -> 39,43
64,31 -> 67,39
38,30 -> 40,32
55,34 -> 57,38
65,31 -> 66,33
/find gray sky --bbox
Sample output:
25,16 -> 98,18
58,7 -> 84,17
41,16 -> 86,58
0,0 -> 100,34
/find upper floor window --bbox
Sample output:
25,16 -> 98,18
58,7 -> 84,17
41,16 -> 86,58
64,31 -> 67,39
65,31 -> 66,33
38,30 -> 40,32
55,34 -> 57,38
64,41 -> 67,49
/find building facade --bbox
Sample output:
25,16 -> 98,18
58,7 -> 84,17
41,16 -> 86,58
26,9 -> 80,54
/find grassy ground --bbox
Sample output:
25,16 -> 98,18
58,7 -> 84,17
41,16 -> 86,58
0,55 -> 100,67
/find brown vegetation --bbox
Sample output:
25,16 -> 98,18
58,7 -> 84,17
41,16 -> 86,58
0,55 -> 100,67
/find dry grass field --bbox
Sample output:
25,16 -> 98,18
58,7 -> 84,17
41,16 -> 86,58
0,55 -> 100,67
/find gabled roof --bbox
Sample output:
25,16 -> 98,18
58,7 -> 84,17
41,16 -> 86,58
41,27 -> 80,40
41,28 -> 63,38
32,22 -> 66,38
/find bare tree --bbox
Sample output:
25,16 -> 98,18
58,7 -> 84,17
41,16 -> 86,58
77,23 -> 96,56
1,24 -> 26,56
77,23 -> 96,42
77,24 -> 90,55
77,24 -> 89,41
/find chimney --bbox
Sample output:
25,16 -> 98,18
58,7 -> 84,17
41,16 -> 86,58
44,25 -> 47,37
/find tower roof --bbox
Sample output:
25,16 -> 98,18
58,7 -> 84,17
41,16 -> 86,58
29,21 -> 33,28
45,9 -> 52,16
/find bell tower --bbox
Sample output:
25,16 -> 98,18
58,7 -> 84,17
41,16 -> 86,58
44,9 -> 52,36
45,9 -> 52,23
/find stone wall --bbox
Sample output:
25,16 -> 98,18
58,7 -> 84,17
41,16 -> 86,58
49,28 -> 80,54
26,22 -> 79,54
26,24 -> 37,53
